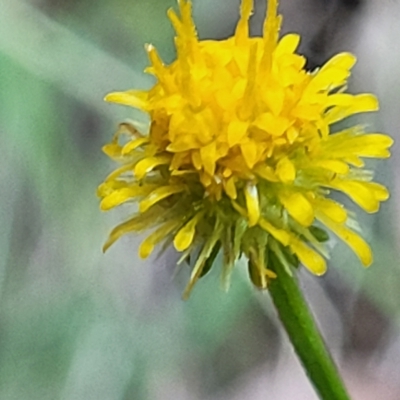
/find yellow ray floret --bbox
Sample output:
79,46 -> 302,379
99,0 -> 393,297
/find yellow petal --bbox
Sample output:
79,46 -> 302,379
191,150 -> 202,170
324,93 -> 353,108
139,220 -> 181,259
329,180 -> 388,213
368,182 -> 390,201
174,0 -> 198,54
200,172 -> 212,188
342,134 -> 393,159
169,152 -> 185,171
358,134 -> 393,158
105,90 -> 149,110
321,52 -> 357,71
241,140 -> 258,169
254,164 -> 279,182
103,164 -> 133,183
263,86 -> 285,116
235,0 -> 253,45
275,34 -> 300,57
173,212 -> 203,251
103,209 -> 161,252
223,168 -> 232,178
343,155 -> 364,168
145,44 -> 166,77
317,213 -> 372,266
262,0 -> 281,67
134,155 -> 171,179
215,88 -> 236,110
313,160 -> 349,174
325,94 -> 379,125
351,93 -> 379,111
102,143 -> 122,159
313,197 -> 347,224
253,113 -> 290,136
200,141 -> 217,176
280,192 -> 314,226
286,127 -> 299,143
306,53 -> 356,92
227,119 -> 249,147
224,176 -> 237,199
244,183 -> 260,227
291,104 -> 321,121
100,186 -> 153,211
241,42 -> 258,113
121,137 -> 150,155
276,157 -> 296,182
258,218 -> 290,246
169,126 -> 197,150
167,3 -> 200,106
97,180 -> 127,198
308,68 -> 350,92
290,239 -> 327,275
139,185 -> 186,213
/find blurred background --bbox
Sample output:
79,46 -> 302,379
1,0 -> 400,399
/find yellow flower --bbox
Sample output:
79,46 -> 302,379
99,0 -> 393,298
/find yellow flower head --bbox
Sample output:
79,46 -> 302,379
99,0 -> 393,297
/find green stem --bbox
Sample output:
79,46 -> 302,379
268,259 -> 350,400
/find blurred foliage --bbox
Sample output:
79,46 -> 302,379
0,2 -> 267,398
0,0 -> 399,399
